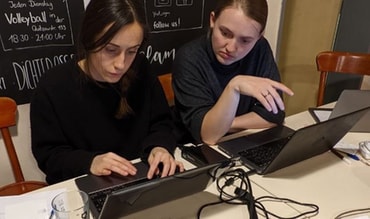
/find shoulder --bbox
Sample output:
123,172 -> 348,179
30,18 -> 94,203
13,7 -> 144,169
252,37 -> 274,55
37,59 -> 78,88
176,35 -> 208,60
128,53 -> 158,94
132,53 -> 153,82
31,59 -> 81,107
173,35 -> 212,79
242,37 -> 275,64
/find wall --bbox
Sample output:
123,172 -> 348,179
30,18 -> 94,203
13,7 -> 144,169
362,77 -> 370,89
278,0 -> 342,115
264,0 -> 285,59
326,0 -> 370,104
0,1 -> 84,105
0,104 -> 46,185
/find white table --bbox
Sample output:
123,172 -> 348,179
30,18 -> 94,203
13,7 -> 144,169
25,104 -> 370,218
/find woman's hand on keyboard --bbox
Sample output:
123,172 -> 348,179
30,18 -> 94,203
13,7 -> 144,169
90,152 -> 137,176
147,147 -> 185,179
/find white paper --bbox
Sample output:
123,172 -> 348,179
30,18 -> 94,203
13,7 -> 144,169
0,189 -> 66,219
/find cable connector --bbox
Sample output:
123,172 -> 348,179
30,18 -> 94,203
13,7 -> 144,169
225,178 -> 235,186
234,187 -> 248,196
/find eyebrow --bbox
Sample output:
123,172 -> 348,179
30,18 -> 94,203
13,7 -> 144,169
220,26 -> 257,40
106,43 -> 141,50
240,36 -> 255,41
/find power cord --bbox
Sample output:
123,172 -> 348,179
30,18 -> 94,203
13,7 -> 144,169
254,196 -> 319,218
197,168 -> 319,219
334,207 -> 370,219
197,168 -> 258,219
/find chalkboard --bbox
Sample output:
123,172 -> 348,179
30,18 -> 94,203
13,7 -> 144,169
0,0 -> 84,104
0,0 -> 216,104
1,0 -> 283,105
141,0 -> 215,75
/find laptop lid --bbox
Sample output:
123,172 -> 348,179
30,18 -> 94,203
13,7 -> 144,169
218,107 -> 370,175
329,90 -> 370,132
98,160 -> 232,219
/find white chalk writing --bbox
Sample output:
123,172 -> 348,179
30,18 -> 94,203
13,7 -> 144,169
0,78 -> 6,90
12,54 -> 73,90
8,1 -> 27,9
4,11 -> 47,26
8,0 -> 54,10
145,45 -> 176,65
144,0 -> 204,33
1,0 -> 73,51
152,11 -> 170,18
28,0 -> 54,11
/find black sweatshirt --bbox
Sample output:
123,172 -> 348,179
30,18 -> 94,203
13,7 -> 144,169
31,55 -> 176,184
173,35 -> 285,142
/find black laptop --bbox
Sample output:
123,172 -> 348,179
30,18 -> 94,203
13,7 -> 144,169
218,107 -> 370,175
75,160 -> 233,219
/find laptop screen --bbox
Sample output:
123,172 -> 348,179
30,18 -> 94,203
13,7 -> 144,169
329,90 -> 370,132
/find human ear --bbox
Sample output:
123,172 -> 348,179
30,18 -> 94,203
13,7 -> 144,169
210,11 -> 216,28
260,30 -> 265,37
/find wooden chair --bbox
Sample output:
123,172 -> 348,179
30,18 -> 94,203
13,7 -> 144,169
315,51 -> 370,106
0,97 -> 48,196
158,73 -> 175,107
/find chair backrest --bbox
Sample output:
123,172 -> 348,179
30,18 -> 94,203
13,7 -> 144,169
0,97 -> 24,182
158,73 -> 175,107
315,51 -> 370,106
0,97 -> 48,195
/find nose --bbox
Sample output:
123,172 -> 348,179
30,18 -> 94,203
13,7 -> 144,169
225,38 -> 237,53
114,52 -> 125,70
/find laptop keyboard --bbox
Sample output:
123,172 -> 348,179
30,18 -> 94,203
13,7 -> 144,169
238,137 -> 289,168
89,177 -> 151,213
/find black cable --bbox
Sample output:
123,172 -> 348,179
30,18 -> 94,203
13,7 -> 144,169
198,168 -> 258,219
334,207 -> 370,219
197,168 -> 320,219
255,196 -> 319,219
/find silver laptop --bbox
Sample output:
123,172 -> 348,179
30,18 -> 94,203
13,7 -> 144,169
218,107 -> 370,175
329,89 -> 370,132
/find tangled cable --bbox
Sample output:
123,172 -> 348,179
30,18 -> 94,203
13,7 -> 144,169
197,168 -> 319,219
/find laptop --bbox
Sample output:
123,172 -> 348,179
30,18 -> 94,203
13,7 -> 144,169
329,90 -> 370,132
75,160 -> 233,219
218,107 -> 370,175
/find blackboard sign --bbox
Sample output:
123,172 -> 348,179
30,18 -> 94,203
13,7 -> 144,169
142,0 -> 215,75
0,0 -> 84,104
1,0 -> 215,104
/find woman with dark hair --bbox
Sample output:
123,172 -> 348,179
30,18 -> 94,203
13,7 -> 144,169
31,0 -> 184,184
173,0 -> 294,145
